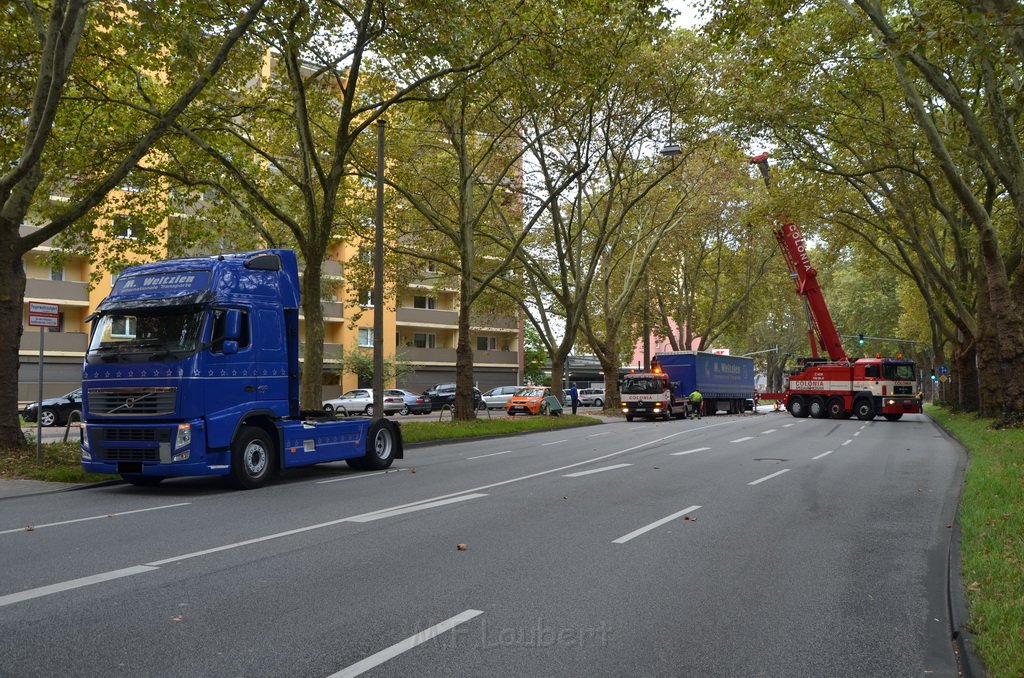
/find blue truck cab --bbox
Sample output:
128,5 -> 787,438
80,249 -> 402,488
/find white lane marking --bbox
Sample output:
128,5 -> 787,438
812,450 -> 834,460
4,422 -> 740,607
613,506 -> 701,544
748,469 -> 790,486
730,437 -> 754,443
347,495 -> 487,523
783,423 -> 794,428
0,566 -> 157,608
841,440 -> 852,446
563,464 -> 632,478
467,450 -> 512,460
761,429 -> 777,434
670,447 -> 710,456
853,431 -> 861,437
0,503 -> 191,536
317,469 -> 405,484
587,432 -> 611,438
328,609 -> 484,678
542,439 -> 568,447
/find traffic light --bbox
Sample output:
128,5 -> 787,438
931,369 -> 937,382
857,333 -> 865,346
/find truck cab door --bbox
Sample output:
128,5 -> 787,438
205,308 -> 257,444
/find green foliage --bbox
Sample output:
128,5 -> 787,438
0,441 -> 117,484
522,325 -> 548,384
332,346 -> 415,384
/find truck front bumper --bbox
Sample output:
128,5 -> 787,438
80,420 -> 229,477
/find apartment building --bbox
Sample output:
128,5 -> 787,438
18,228 -> 520,403
395,268 -> 522,394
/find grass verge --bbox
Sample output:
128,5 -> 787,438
398,413 -> 601,444
927,405 -> 1024,678
0,440 -> 118,483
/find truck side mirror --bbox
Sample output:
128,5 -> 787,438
224,309 -> 242,341
222,340 -> 239,355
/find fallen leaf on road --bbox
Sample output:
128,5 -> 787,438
173,615 -> 185,622
456,543 -> 468,551
24,526 -> 34,532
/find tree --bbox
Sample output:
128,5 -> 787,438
1,0 -> 266,450
154,0 -> 515,412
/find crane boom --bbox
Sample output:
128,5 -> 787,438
774,221 -> 849,363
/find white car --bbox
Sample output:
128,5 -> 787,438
479,385 -> 523,410
578,387 -> 605,407
322,389 -> 403,416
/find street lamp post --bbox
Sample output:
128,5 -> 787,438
372,119 -> 385,420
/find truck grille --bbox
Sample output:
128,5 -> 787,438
98,448 -> 160,462
88,388 -> 177,416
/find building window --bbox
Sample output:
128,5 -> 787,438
413,333 -> 436,349
358,288 -> 373,307
477,335 -> 497,352
113,214 -> 144,240
49,266 -> 64,281
111,316 -> 137,338
413,295 -> 436,309
358,328 -> 374,347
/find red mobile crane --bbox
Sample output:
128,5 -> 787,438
751,153 -> 922,420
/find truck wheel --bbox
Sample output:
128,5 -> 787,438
826,397 -> 846,419
663,404 -> 672,421
361,419 -> 397,470
854,399 -> 874,421
884,413 -> 903,421
809,397 -> 827,419
228,426 -> 276,489
788,396 -> 808,418
39,408 -> 57,427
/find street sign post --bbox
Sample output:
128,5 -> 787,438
28,302 -> 59,463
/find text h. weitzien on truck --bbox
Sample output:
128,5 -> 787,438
619,351 -> 756,421
80,250 -> 402,489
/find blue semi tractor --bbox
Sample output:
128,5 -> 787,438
619,351 -> 755,421
80,249 -> 402,489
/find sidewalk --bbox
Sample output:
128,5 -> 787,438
0,478 -> 93,499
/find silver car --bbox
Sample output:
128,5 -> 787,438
578,387 -> 606,407
479,385 -> 523,410
322,389 -> 404,416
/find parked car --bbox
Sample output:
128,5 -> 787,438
387,389 -> 432,415
422,383 -> 482,411
506,386 -> 552,416
322,389 -> 403,416
578,387 -> 606,407
21,388 -> 83,427
479,385 -> 523,410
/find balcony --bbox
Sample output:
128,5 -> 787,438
396,307 -> 458,327
470,311 -> 518,330
25,278 -> 90,305
19,331 -> 88,354
396,347 -> 518,367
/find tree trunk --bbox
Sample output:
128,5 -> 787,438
974,263 -> 1003,416
455,298 -> 476,420
0,235 -> 28,449
299,256 -> 324,411
955,340 -> 980,412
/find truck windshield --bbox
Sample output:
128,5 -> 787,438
87,309 -> 204,363
620,376 -> 667,394
884,363 -> 916,381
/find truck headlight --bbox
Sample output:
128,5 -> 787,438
80,424 -> 91,460
174,423 -> 192,450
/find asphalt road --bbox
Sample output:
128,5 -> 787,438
0,412 -> 964,677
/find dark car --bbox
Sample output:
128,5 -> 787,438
22,388 -> 83,427
387,389 -> 432,415
422,383 -> 482,412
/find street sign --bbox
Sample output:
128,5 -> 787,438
939,374 -> 949,383
938,364 -> 949,375
28,301 -> 59,328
